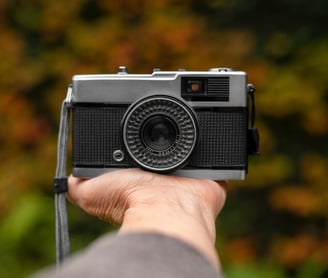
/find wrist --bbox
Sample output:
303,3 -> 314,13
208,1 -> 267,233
119,203 -> 219,269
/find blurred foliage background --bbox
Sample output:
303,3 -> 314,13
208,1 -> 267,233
0,0 -> 328,277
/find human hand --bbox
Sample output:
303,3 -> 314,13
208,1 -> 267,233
68,168 -> 227,268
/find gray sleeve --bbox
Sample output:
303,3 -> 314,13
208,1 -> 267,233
34,232 -> 222,278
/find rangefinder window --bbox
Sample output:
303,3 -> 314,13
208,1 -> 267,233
181,77 -> 230,101
186,79 -> 206,94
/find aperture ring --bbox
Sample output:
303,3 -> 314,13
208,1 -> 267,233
122,96 -> 198,172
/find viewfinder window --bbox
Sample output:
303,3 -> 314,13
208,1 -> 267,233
188,80 -> 203,94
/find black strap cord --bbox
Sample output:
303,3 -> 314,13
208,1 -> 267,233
54,87 -> 72,266
247,84 -> 260,155
247,84 -> 256,128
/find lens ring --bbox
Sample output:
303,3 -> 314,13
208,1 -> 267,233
122,95 -> 198,172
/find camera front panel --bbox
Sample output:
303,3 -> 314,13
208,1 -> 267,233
72,104 -> 131,168
72,103 -> 248,173
189,107 -> 247,169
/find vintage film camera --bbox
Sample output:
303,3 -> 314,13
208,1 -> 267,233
68,66 -> 259,180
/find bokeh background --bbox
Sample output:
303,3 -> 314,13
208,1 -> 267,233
1,0 -> 328,277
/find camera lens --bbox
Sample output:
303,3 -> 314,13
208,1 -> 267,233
122,96 -> 198,172
141,115 -> 178,152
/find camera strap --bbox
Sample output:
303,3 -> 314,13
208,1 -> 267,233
54,87 -> 72,266
247,84 -> 260,155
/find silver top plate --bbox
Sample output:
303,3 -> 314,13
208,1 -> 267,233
71,68 -> 248,107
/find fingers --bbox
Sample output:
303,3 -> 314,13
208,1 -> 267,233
197,179 -> 227,218
66,175 -> 88,205
215,180 -> 229,192
66,169 -> 152,224
213,181 -> 228,215
67,169 -> 228,226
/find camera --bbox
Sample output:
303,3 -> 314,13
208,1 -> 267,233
69,66 -> 259,180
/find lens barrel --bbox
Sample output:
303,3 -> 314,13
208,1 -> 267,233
122,96 -> 198,172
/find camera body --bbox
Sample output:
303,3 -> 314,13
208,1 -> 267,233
70,67 -> 254,180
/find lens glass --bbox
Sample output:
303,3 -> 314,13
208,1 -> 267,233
141,115 -> 178,152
